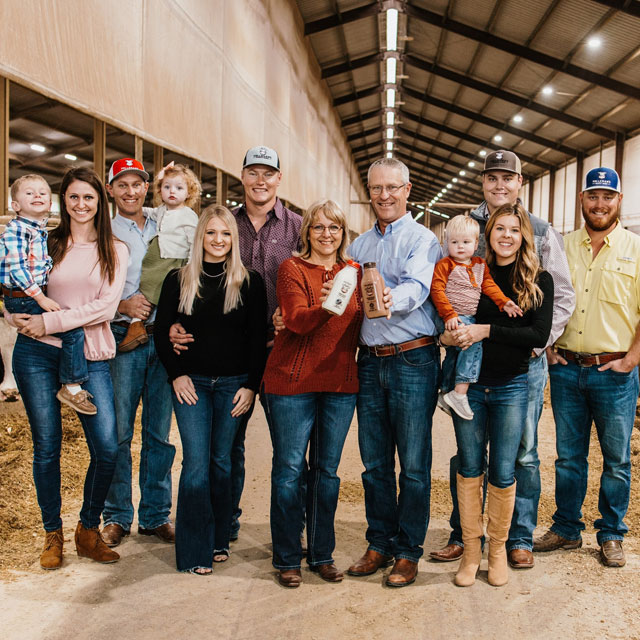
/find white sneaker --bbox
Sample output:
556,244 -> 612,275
437,392 -> 452,416
443,391 -> 474,420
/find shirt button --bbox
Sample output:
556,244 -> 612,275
579,331 -> 582,334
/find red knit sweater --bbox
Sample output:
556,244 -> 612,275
262,257 -> 363,394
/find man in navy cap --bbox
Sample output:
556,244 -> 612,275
534,167 -> 640,567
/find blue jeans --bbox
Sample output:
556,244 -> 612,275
173,374 -> 249,572
437,315 -> 482,393
549,361 -> 638,545
12,334 -> 117,530
4,293 -> 88,385
447,355 -> 546,549
102,324 -> 175,531
357,343 -> 439,562
265,391 -> 356,570
452,375 -> 528,488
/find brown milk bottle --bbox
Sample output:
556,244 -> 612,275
361,262 -> 387,319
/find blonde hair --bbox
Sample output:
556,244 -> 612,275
485,203 -> 543,313
153,164 -> 202,209
445,214 -> 479,240
296,199 -> 351,263
178,205 -> 248,315
11,174 -> 51,201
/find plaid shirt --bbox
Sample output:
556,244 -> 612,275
0,216 -> 52,297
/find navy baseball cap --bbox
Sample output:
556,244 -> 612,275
583,167 -> 621,193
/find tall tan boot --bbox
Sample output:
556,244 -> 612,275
487,482 -> 516,587
454,473 -> 484,587
40,528 -> 64,570
75,521 -> 120,563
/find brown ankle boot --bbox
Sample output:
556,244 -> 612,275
487,482 -> 516,587
75,521 -> 120,563
40,528 -> 64,570
118,320 -> 148,353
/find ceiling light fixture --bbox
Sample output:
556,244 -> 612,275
459,170 -> 466,176
452,178 -> 458,183
386,88 -> 395,108
64,153 -> 77,161
386,127 -> 394,139
30,143 -> 46,152
386,151 -> 393,158
386,57 -> 397,84
587,36 -> 601,48
468,161 -> 475,168
414,211 -> 424,221
493,135 -> 502,142
542,86 -> 553,95
386,111 -> 395,126
386,9 -> 398,51
513,115 -> 523,123
387,141 -> 393,151
479,150 -> 487,156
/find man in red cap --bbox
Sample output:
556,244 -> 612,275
101,158 -> 176,547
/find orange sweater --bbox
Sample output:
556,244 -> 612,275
262,257 -> 363,394
431,256 -> 511,322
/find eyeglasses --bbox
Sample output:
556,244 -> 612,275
310,224 -> 343,235
368,183 -> 406,195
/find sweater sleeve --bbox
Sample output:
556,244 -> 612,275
153,269 -> 183,381
183,208 -> 199,260
430,257 -> 458,321
42,243 -> 128,334
245,272 -> 268,391
489,271 -> 554,349
479,261 -> 511,310
278,260 -> 331,335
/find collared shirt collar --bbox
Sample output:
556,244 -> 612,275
374,212 -> 412,236
114,210 -> 151,229
16,215 -> 48,230
238,197 -> 283,221
579,220 -> 621,247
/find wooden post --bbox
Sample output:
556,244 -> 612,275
548,169 -> 555,228
527,175 -> 534,213
153,144 -> 163,179
93,119 -> 106,183
215,168 -> 228,205
0,78 -> 8,216
615,131 -> 625,180
574,153 -> 584,232
192,159 -> 202,214
134,136 -> 144,163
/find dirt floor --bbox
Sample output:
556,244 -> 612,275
1,387 -> 640,640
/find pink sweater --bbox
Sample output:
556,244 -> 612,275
39,241 -> 128,360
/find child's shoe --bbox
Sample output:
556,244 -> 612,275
118,320 -> 148,353
443,391 -> 474,421
56,386 -> 97,415
437,392 -> 452,416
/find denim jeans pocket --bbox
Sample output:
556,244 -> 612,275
399,345 -> 434,367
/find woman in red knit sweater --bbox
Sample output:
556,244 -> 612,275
262,199 -> 363,588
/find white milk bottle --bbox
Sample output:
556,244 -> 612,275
322,260 -> 359,316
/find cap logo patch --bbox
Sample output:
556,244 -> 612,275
496,152 -> 503,160
126,160 -> 133,166
598,171 -> 606,179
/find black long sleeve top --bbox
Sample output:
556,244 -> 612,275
154,262 -> 268,391
476,263 -> 554,384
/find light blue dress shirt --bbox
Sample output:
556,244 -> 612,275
111,212 -> 158,322
349,213 -> 443,346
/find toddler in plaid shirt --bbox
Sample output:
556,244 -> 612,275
0,174 -> 96,414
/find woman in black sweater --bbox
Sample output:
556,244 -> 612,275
442,203 -> 553,588
155,205 -> 267,574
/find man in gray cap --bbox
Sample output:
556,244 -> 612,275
170,146 -> 301,540
430,149 -> 575,569
534,167 -> 640,567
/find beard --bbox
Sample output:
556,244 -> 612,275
582,205 -> 620,232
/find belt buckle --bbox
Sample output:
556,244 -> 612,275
373,344 -> 384,357
574,352 -> 590,367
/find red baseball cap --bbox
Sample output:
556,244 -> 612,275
108,158 -> 149,184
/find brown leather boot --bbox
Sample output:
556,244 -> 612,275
455,473 -> 484,587
75,521 -> 120,563
40,528 -> 64,570
117,320 -> 148,353
487,482 -> 516,587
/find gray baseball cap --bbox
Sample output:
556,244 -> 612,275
243,146 -> 280,171
482,150 -> 522,175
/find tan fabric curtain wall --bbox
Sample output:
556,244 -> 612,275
0,0 -> 373,232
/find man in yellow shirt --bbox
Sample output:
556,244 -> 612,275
534,167 -> 640,567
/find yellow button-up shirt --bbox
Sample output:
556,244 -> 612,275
556,222 -> 640,354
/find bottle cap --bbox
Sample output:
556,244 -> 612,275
346,260 -> 360,269
363,262 -> 377,268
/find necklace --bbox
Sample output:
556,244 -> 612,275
203,264 -> 226,278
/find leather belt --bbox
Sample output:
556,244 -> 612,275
112,320 -> 154,335
361,336 -> 435,357
556,348 -> 625,367
2,285 -> 46,298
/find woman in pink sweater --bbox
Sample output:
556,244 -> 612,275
12,167 -> 128,570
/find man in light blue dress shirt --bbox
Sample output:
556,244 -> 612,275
347,157 -> 443,587
101,159 -> 176,547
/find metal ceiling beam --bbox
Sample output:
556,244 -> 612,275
333,85 -> 383,107
403,55 -> 617,140
322,52 -> 382,79
404,3 -> 640,100
402,86 -> 578,157
398,118 -> 479,163
352,139 -> 383,155
341,107 -> 384,128
592,0 -> 640,18
304,3 -> 379,36
394,140 -> 470,172
347,125 -> 383,143
399,110 -> 555,171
